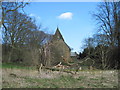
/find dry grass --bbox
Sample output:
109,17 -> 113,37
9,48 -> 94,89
1,67 -> 119,88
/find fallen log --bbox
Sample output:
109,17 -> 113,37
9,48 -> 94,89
43,67 -> 74,74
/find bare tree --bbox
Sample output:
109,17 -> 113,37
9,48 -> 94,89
2,2 -> 53,67
2,2 -> 29,26
25,30 -> 50,65
2,9 -> 38,61
92,1 -> 120,69
93,34 -> 110,69
83,37 -> 95,57
93,1 -> 119,48
2,2 -> 30,62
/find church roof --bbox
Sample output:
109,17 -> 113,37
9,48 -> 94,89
54,27 -> 64,41
52,27 -> 71,51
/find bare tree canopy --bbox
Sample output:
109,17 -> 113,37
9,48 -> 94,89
93,1 -> 120,47
79,1 -> 120,70
2,2 -> 52,65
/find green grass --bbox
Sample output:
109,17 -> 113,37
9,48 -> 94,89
22,75 -> 85,88
22,75 -> 117,88
2,63 -> 35,70
77,76 -> 86,80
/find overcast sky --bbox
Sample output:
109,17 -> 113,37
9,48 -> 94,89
24,2 -> 99,53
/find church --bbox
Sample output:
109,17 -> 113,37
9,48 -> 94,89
42,27 -> 72,66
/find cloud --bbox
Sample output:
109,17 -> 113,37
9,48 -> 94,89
29,13 -> 41,20
58,12 -> 73,20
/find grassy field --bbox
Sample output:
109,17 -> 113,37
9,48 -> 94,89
2,63 -> 35,70
2,63 -> 119,88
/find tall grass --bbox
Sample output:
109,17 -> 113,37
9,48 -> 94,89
23,75 -> 85,88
